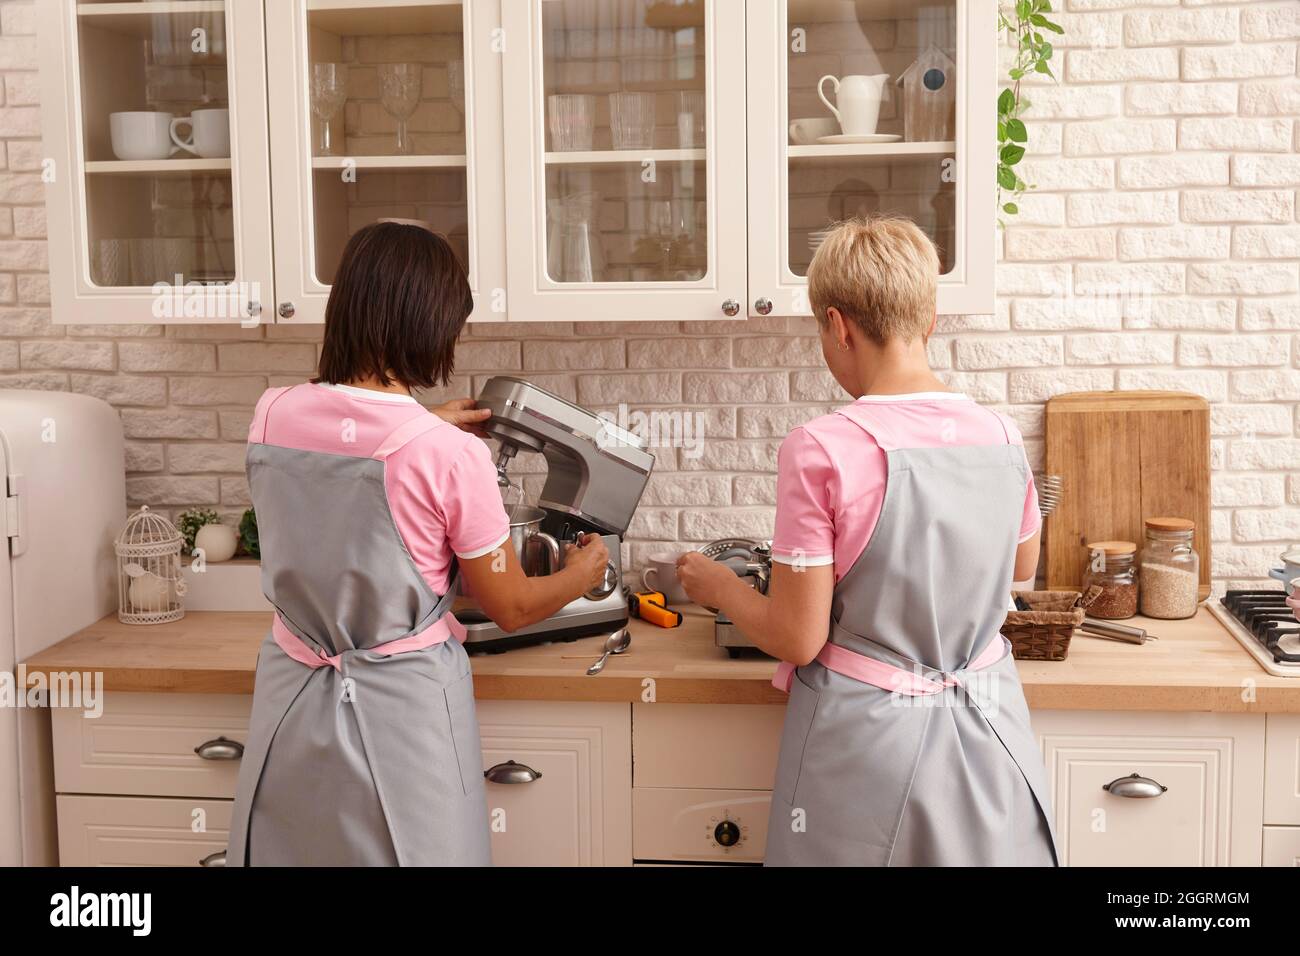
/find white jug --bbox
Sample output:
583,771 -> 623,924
817,74 -> 889,136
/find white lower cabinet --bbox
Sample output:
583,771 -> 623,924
1262,828 -> 1300,866
57,795 -> 231,868
51,694 -> 630,867
49,694 -> 1296,867
1032,710 -> 1266,867
476,700 -> 631,867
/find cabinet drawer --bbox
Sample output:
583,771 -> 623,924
633,704 -> 785,790
1263,827 -> 1300,867
57,795 -> 231,867
1265,715 -> 1300,825
1033,710 -> 1265,867
633,788 -> 769,865
53,693 -> 251,799
477,700 -> 631,867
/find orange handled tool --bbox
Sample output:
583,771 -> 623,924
628,590 -> 682,629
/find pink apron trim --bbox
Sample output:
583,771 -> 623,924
373,413 -> 443,461
272,611 -> 466,674
773,635 -> 1008,696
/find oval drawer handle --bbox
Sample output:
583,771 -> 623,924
194,737 -> 244,761
199,850 -> 227,867
1103,773 -> 1168,798
483,760 -> 543,785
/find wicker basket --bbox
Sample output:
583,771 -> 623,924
1000,588 -> 1100,662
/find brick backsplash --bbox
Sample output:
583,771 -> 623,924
0,1 -> 1297,589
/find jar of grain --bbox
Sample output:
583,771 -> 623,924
1139,517 -> 1200,620
1082,541 -> 1138,620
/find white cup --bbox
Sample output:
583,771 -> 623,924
817,74 -> 888,136
641,551 -> 690,606
170,108 -> 230,158
110,111 -> 179,161
788,117 -> 838,145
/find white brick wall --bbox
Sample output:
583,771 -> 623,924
0,0 -> 1296,588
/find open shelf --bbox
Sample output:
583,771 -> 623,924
307,0 -> 463,36
85,158 -> 232,175
311,154 -> 467,170
788,140 -> 955,164
545,148 -> 706,166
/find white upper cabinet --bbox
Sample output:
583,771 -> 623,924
500,0 -> 749,323
40,0 -> 275,325
264,0 -> 506,325
38,0 -> 996,325
747,0 -> 996,318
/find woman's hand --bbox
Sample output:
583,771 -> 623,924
565,534 -> 610,591
675,552 -> 739,610
432,398 -> 491,435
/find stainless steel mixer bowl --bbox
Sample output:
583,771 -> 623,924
508,506 -> 561,577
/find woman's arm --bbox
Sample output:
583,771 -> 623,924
1014,528 -> 1041,583
460,535 -> 610,633
676,554 -> 834,665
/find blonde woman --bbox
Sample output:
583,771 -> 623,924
677,217 -> 1057,866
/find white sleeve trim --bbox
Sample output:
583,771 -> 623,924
1018,522 -> 1042,544
770,552 -> 835,568
455,531 -> 510,561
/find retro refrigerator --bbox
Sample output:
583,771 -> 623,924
0,390 -> 124,865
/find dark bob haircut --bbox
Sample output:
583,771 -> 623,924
316,222 -> 473,390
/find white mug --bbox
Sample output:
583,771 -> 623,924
110,111 -> 179,161
170,108 -> 230,158
642,551 -> 690,606
817,74 -> 888,136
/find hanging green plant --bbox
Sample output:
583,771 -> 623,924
997,0 -> 1063,220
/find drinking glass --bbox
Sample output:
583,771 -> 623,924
379,63 -> 422,155
311,63 -> 349,156
547,94 -> 595,152
609,92 -> 656,151
676,90 -> 705,148
448,60 -> 465,116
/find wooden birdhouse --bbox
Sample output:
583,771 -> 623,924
895,44 -> 956,143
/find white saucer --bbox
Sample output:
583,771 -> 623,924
816,133 -> 903,145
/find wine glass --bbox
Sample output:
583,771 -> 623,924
310,63 -> 349,156
447,60 -> 465,116
379,62 -> 422,155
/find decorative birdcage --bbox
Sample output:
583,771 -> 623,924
115,506 -> 187,625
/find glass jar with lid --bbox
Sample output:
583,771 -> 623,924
1138,517 -> 1200,619
1082,541 -> 1138,620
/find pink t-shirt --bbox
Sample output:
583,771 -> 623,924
250,382 -> 510,595
771,393 -> 1040,582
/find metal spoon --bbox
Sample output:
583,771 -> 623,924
587,628 -> 631,676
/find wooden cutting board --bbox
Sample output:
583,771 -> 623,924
1044,391 -> 1211,599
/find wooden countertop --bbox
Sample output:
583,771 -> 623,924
19,605 -> 1300,712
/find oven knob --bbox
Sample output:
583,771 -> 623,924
713,820 -> 742,847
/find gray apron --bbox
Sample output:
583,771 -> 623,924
765,405 -> 1059,867
227,404 -> 490,866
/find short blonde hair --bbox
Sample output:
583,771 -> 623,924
807,216 -> 939,344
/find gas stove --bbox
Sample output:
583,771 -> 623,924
1208,590 -> 1300,678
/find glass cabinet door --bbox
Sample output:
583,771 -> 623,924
747,0 -> 995,317
265,0 -> 505,324
41,0 -> 274,324
502,0 -> 747,323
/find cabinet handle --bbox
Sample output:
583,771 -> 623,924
199,850 -> 227,867
721,299 -> 741,317
483,760 -> 543,785
194,736 -> 244,761
278,302 -> 296,319
245,301 -> 262,318
754,297 -> 774,316
1102,773 -> 1168,798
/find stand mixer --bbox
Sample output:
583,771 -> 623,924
455,376 -> 655,654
